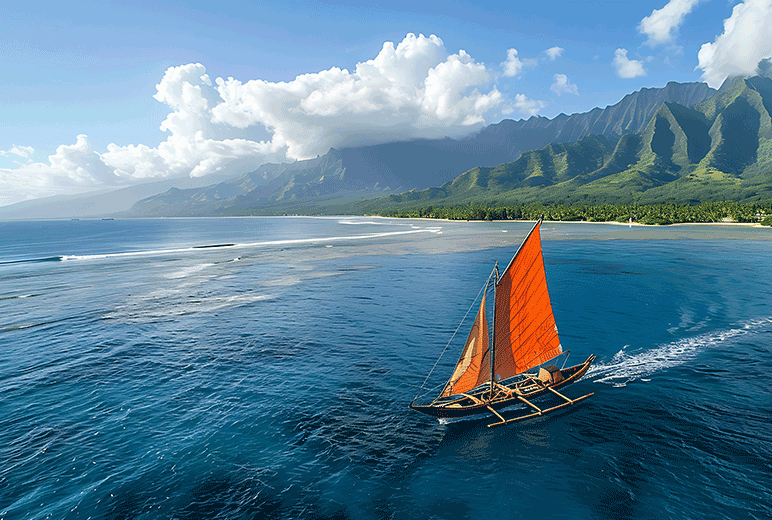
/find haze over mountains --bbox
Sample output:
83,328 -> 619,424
0,173 -> 238,220
123,81 -> 716,217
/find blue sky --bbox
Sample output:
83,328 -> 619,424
2,0 -> 771,206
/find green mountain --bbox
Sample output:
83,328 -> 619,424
364,75 -> 772,212
124,82 -> 715,217
478,80 -> 714,148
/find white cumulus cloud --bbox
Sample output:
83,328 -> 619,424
613,48 -> 647,78
211,33 -> 504,160
639,0 -> 703,46
101,63 -> 283,179
550,74 -> 579,96
545,46 -> 564,61
501,48 -> 525,77
505,94 -> 546,117
697,0 -> 772,88
0,145 -> 35,159
501,48 -> 539,77
2,33 -> 514,205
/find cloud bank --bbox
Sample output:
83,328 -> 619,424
697,0 -> 772,88
0,135 -> 116,205
210,34 -> 503,162
4,33 -> 551,205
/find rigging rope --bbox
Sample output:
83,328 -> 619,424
412,267 -> 496,403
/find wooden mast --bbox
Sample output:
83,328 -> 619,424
490,262 -> 498,399
438,268 -> 495,399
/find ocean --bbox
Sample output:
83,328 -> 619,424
1,217 -> 771,520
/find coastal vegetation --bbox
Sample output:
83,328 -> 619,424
376,201 -> 772,225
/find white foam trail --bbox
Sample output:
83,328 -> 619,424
588,317 -> 772,386
237,228 -> 441,248
338,219 -> 403,226
61,247 -> 193,262
60,228 -> 442,262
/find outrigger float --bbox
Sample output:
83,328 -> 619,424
410,220 -> 595,428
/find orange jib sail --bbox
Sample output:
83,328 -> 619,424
441,292 -> 491,397
493,221 -> 562,379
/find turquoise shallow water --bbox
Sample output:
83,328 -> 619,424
1,217 -> 771,519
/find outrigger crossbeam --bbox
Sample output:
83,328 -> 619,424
486,391 -> 594,428
525,373 -> 579,404
486,406 -> 506,424
516,394 -> 542,414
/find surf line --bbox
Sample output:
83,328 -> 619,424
59,227 -> 443,262
237,227 -> 442,248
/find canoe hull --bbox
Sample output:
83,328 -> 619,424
410,355 -> 595,420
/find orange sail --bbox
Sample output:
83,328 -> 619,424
493,221 -> 562,380
441,292 -> 490,397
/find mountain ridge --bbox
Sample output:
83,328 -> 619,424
363,75 -> 772,211
124,81 -> 717,217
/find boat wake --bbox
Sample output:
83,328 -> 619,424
587,317 -> 772,386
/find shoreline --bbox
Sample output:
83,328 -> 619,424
2,215 -> 767,228
377,216 -> 765,228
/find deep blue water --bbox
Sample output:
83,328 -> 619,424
1,217 -> 771,519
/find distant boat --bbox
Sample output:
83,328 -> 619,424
101,218 -> 114,221
410,220 -> 595,427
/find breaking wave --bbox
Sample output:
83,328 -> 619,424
337,219 -> 404,226
6,227 -> 442,264
236,228 -> 442,249
0,294 -> 39,301
0,256 -> 63,265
